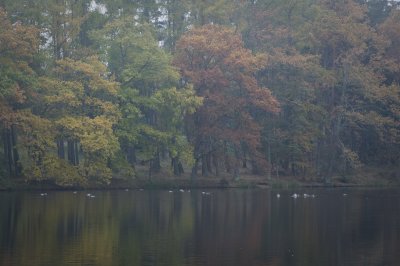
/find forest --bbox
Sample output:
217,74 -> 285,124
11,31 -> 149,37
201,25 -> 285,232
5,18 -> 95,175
0,0 -> 399,188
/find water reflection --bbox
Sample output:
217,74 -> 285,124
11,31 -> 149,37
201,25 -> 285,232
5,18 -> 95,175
0,189 -> 399,266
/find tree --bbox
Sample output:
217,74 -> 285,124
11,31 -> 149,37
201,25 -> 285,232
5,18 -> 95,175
229,0 -> 400,181
162,0 -> 191,51
0,8 -> 39,178
356,0 -> 399,25
34,56 -> 120,185
379,9 -> 400,85
92,16 -> 201,177
174,24 -> 279,178
1,0 -> 399,186
287,0 -> 400,180
237,0 -> 324,178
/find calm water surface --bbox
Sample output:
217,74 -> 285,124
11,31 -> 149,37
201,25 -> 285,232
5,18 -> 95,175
1,188 -> 400,266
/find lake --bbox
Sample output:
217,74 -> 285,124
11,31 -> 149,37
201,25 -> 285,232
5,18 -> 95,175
0,188 -> 399,266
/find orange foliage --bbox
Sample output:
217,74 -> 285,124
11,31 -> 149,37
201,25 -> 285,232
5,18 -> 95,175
175,24 -> 279,160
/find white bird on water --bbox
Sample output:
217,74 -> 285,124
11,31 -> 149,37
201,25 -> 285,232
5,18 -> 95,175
291,193 -> 299,199
276,193 -> 281,198
40,193 -> 47,196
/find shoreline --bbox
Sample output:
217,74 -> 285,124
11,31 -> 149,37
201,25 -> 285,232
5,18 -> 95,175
1,175 -> 399,191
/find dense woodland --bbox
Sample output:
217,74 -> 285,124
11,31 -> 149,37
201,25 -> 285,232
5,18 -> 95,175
0,0 -> 399,187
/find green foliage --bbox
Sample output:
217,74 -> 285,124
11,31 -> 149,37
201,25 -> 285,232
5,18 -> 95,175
57,116 -> 119,158
46,57 -> 120,184
0,0 -> 399,186
17,111 -> 58,182
90,16 -> 179,89
40,155 -> 84,187
154,86 -> 202,131
109,150 -> 135,179
91,15 -> 201,176
81,160 -> 113,185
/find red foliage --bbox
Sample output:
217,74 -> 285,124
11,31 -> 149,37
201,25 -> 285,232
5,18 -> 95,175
175,24 -> 279,166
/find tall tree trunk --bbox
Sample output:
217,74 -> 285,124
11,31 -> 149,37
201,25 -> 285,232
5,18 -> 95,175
225,154 -> 231,173
171,157 -> 184,176
233,147 -> 240,181
191,158 -> 199,179
3,128 -> 13,177
316,140 -> 321,177
206,153 -> 212,175
148,160 -> 152,181
251,159 -> 260,175
67,140 -> 72,164
242,150 -> 247,168
267,137 -> 271,180
7,129 -> 14,176
224,141 -> 231,173
127,145 -> 136,166
172,157 -> 180,176
201,154 -> 208,176
74,140 -> 79,165
67,140 -> 78,165
233,163 -> 240,181
213,153 -> 219,177
276,163 -> 279,178
151,152 -> 161,173
57,139 -> 65,159
2,128 -> 7,173
10,125 -> 20,176
178,161 -> 184,175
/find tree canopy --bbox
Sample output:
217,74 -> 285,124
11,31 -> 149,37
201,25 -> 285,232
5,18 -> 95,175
0,0 -> 399,186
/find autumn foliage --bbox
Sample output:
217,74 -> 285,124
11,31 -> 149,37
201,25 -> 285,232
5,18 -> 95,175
0,0 -> 400,186
175,25 -> 279,176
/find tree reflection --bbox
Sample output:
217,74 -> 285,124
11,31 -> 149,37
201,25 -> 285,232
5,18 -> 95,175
0,189 -> 400,266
